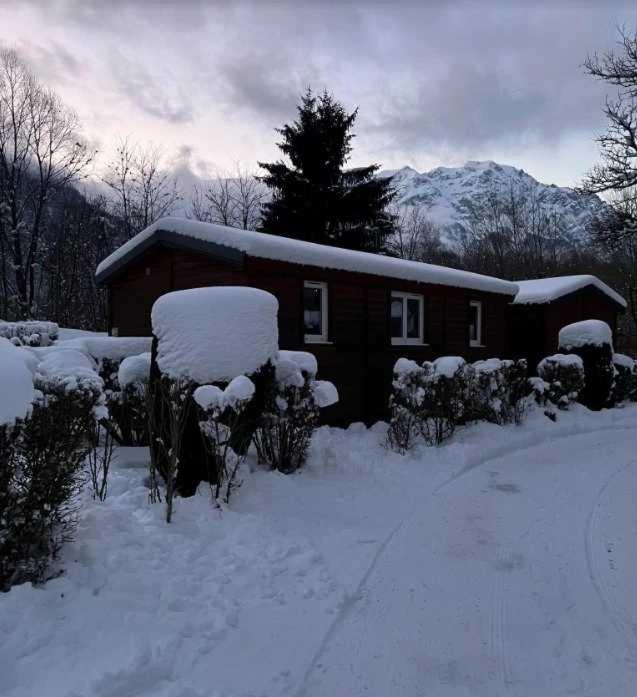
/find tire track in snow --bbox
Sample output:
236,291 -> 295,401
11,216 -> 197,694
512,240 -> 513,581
490,549 -> 516,697
585,458 -> 637,668
434,424 -> 635,495
292,505 -> 414,697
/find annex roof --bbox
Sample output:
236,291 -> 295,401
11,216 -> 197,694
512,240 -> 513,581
513,275 -> 626,308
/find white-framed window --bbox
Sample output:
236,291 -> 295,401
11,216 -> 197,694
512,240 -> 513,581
469,300 -> 483,347
303,281 -> 328,343
391,291 -> 425,345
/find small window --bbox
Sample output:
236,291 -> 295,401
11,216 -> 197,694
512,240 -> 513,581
469,300 -> 483,347
304,281 -> 328,343
391,292 -> 424,345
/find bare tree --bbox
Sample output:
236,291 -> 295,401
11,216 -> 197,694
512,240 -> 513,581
103,139 -> 180,240
462,183 -> 571,280
387,205 -> 454,266
581,27 -> 637,239
189,165 -> 266,230
0,48 -> 93,318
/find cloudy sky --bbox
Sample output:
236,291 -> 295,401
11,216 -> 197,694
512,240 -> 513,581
2,0 -> 636,187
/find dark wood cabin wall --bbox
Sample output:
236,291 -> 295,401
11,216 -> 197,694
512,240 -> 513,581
509,286 -> 621,375
545,287 -> 619,354
109,247 -> 173,336
107,247 -> 513,424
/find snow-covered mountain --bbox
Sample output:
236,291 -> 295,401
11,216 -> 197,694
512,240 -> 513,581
379,160 -> 609,246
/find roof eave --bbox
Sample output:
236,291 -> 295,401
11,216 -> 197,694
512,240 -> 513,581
95,229 -> 246,286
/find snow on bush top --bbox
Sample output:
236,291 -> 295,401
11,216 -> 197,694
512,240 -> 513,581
152,286 -> 279,384
558,320 -> 613,350
613,353 -> 635,370
0,337 -> 35,426
96,217 -> 518,296
538,353 -> 584,372
277,350 -> 318,377
0,320 -> 59,346
37,348 -> 97,376
62,336 -> 152,362
513,275 -> 626,308
118,352 -> 151,388
312,380 -> 339,408
194,375 -> 256,412
433,356 -> 465,378
394,358 -> 421,376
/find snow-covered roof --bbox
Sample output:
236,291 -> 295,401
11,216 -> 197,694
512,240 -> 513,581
95,217 -> 518,296
513,275 -> 626,308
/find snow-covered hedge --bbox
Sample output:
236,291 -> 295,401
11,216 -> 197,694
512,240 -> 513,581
558,320 -> 614,410
0,344 -> 106,590
612,353 -> 637,404
107,352 -> 152,446
388,355 -> 530,451
59,339 -> 152,446
0,320 -> 58,347
253,351 -> 339,474
534,354 -> 586,412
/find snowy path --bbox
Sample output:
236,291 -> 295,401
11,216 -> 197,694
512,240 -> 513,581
2,406 -> 637,697
297,422 -> 637,697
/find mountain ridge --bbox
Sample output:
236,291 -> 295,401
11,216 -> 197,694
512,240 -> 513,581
378,160 -> 609,246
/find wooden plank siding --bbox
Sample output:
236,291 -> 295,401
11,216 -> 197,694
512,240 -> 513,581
509,285 -> 621,374
107,244 -> 513,424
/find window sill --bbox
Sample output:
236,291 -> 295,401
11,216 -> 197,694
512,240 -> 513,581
469,343 -> 486,348
390,342 -> 429,348
304,338 -> 333,346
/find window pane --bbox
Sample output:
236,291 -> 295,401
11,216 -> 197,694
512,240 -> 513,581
391,297 -> 403,338
304,287 -> 323,335
469,304 -> 478,342
406,298 -> 421,339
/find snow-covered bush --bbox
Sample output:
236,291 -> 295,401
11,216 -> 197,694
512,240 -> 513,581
0,320 -> 58,347
389,357 -> 468,450
558,320 -> 614,410
107,352 -> 151,446
0,342 -> 106,590
536,354 -> 586,413
389,355 -> 531,452
612,354 -> 637,404
195,376 -> 257,503
61,337 -> 152,446
253,351 -> 339,474
468,358 -> 530,425
149,287 -> 279,514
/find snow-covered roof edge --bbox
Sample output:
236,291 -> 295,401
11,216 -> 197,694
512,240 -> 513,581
513,275 -> 626,308
96,217 -> 518,296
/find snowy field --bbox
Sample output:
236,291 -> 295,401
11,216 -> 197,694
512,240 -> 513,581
2,404 -> 637,697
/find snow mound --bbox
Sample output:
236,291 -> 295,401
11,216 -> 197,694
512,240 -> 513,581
559,320 -> 613,350
96,217 -> 518,296
473,358 -> 508,374
514,275 -> 626,308
152,287 -> 279,384
0,337 -> 35,426
118,352 -> 151,388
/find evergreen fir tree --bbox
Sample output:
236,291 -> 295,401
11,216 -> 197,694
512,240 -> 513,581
258,89 -> 395,252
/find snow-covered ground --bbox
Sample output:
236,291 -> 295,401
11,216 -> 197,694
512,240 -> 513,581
2,404 -> 637,697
